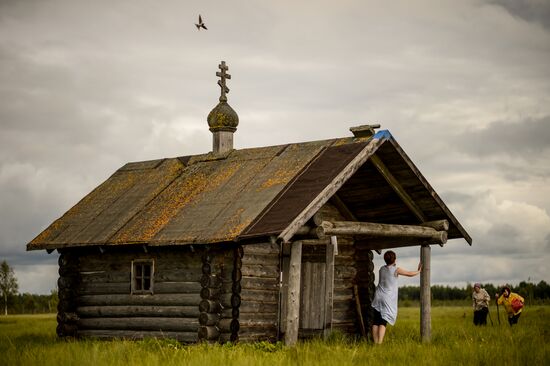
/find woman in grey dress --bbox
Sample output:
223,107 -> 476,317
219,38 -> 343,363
371,250 -> 421,344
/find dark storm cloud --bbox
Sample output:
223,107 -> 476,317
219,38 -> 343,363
454,116 -> 550,158
443,116 -> 550,183
488,0 -> 550,31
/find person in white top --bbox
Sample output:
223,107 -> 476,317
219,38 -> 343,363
371,250 -> 422,344
472,283 -> 490,325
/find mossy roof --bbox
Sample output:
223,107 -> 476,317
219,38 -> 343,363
27,131 -> 471,250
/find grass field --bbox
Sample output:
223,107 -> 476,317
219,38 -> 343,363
1,306 -> 548,366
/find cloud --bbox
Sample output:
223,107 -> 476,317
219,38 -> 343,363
1,0 -> 549,294
13,263 -> 59,295
487,0 -> 550,31
454,116 -> 550,158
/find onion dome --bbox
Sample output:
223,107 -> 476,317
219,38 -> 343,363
208,61 -> 239,132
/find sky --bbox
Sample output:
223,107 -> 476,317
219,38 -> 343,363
1,0 -> 549,294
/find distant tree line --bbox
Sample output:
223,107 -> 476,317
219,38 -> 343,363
5,291 -> 59,314
399,281 -> 550,304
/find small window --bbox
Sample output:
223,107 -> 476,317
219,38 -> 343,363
132,259 -> 154,294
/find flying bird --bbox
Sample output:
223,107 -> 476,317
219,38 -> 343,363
195,15 -> 207,30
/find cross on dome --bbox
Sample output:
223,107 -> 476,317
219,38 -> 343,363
216,61 -> 231,102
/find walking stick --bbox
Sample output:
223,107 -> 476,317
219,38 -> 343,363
487,307 -> 494,326
353,285 -> 367,339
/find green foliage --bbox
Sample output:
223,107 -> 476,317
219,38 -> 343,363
0,260 -> 19,316
6,293 -> 59,314
1,306 -> 549,366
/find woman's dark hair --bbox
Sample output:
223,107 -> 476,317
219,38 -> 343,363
501,285 -> 511,296
383,250 -> 396,265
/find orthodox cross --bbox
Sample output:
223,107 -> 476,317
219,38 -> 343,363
216,61 -> 231,102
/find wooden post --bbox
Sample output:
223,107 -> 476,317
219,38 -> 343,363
285,241 -> 302,346
420,244 -> 431,342
279,243 -> 291,334
323,237 -> 336,339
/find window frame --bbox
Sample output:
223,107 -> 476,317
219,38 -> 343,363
131,259 -> 155,295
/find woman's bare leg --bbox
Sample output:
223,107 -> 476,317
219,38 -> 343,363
372,325 -> 379,344
377,325 -> 387,344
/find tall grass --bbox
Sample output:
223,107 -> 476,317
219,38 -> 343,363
1,306 -> 548,366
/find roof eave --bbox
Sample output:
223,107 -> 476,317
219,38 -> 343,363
276,130 -> 392,243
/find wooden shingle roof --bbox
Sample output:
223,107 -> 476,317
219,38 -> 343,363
27,130 -> 471,250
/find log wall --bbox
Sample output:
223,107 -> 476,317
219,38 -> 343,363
198,244 -> 242,343
238,241 -> 280,342
57,252 -> 80,337
71,246 -> 203,342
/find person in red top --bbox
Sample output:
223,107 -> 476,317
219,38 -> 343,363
496,285 -> 524,326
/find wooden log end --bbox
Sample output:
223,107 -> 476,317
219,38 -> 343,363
438,231 -> 448,244
421,219 -> 449,232
316,226 -> 326,239
232,269 -> 242,282
200,287 -> 221,300
198,326 -> 220,341
199,312 -> 220,326
236,246 -> 244,259
201,274 -> 222,289
231,294 -> 241,308
199,299 -> 222,314
232,282 -> 242,294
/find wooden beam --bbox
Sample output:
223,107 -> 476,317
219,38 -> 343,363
317,221 -> 447,245
420,220 -> 449,232
78,329 -> 197,342
329,194 -> 358,222
293,226 -> 316,236
278,133 -> 389,243
420,245 -> 431,342
77,317 -> 199,332
323,237 -> 335,339
285,241 -> 302,346
370,153 -> 425,222
358,238 -> 444,251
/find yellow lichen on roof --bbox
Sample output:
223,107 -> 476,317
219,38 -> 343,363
113,170 -> 209,243
112,160 -> 243,244
332,137 -> 354,146
202,161 -> 242,194
226,219 -> 252,241
259,164 -> 301,190
212,207 -> 252,242
30,218 -> 65,245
